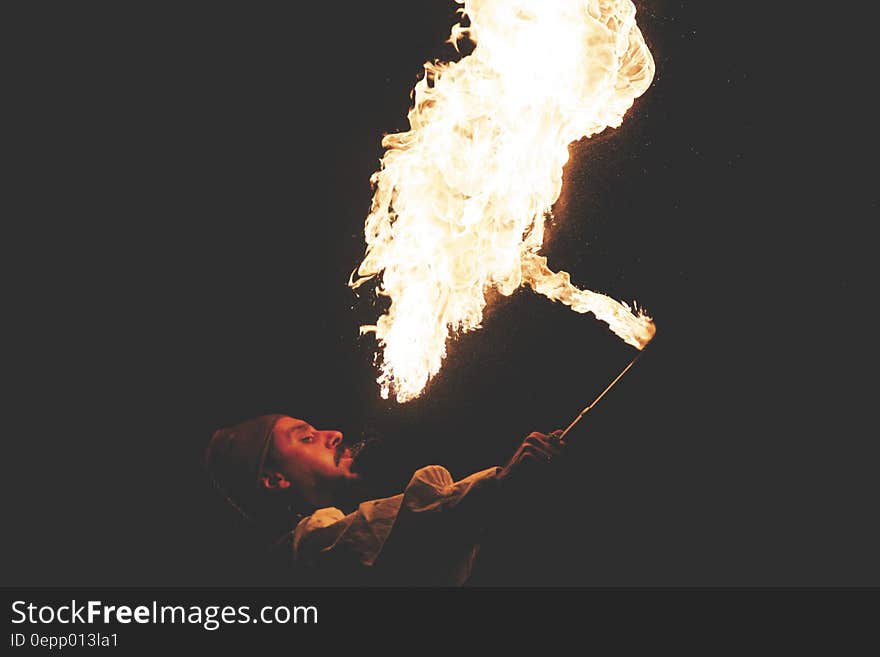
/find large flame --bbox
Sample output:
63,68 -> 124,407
351,0 -> 656,403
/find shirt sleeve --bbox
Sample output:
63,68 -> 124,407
290,465 -> 501,585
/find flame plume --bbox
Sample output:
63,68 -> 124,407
351,0 -> 656,403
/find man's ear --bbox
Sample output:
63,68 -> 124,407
260,470 -> 292,492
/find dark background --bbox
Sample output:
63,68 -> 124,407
5,2 -> 874,586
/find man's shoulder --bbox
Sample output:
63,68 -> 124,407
298,506 -> 347,531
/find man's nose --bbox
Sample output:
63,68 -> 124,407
324,431 -> 343,448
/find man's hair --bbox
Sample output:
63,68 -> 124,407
204,414 -> 307,535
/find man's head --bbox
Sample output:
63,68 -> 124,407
205,414 -> 360,524
261,416 -> 359,508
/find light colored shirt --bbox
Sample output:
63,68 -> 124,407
292,464 -> 501,585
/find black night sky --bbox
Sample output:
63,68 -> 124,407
6,2 -> 875,587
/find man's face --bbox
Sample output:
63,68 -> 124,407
268,416 -> 359,498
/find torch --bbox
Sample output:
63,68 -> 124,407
557,338 -> 653,444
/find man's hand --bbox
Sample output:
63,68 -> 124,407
497,430 -> 565,494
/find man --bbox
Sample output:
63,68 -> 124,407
205,413 -> 564,585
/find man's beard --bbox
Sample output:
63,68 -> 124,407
333,432 -> 416,510
325,437 -> 380,513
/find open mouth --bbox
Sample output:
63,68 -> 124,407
334,446 -> 354,467
335,439 -> 367,467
